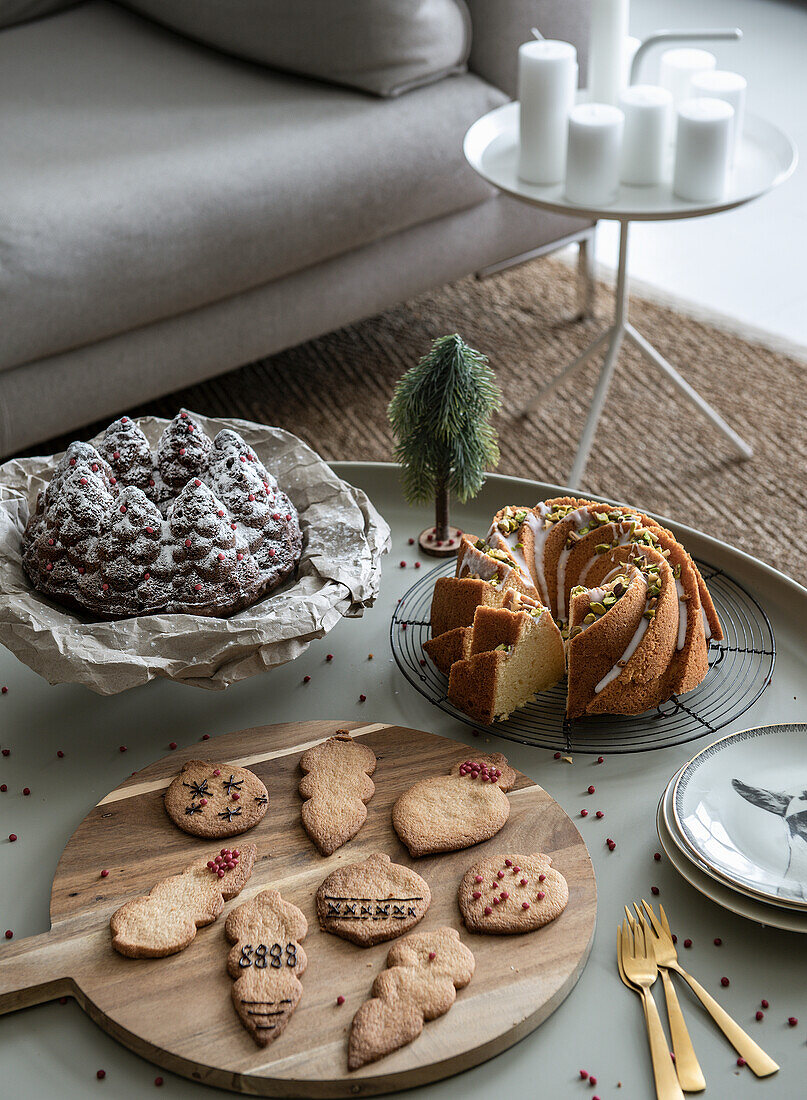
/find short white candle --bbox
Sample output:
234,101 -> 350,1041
619,84 -> 671,185
659,48 -> 716,110
673,97 -> 734,202
565,103 -> 625,207
518,40 -> 578,185
588,0 -> 630,106
690,70 -> 747,166
622,35 -> 642,89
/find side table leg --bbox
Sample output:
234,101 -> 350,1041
569,324 -> 625,487
625,324 -> 753,459
574,229 -> 597,322
522,327 -> 612,414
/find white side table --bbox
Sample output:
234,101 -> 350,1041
464,102 -> 797,485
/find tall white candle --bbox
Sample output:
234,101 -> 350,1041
659,48 -> 716,110
619,84 -> 671,185
673,97 -> 734,202
690,70 -> 746,166
588,0 -> 630,105
565,103 -> 625,207
518,40 -> 578,185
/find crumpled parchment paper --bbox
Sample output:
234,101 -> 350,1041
0,412 -> 390,693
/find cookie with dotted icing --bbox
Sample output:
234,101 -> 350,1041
316,853 -> 431,947
392,753 -> 517,857
225,889 -> 308,1047
298,730 -> 376,855
110,843 -> 256,958
348,927 -> 475,1070
458,853 -> 568,934
164,760 -> 268,838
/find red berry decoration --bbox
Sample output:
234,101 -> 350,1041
579,1070 -> 588,1080
721,977 -> 729,987
119,745 -> 127,753
169,742 -> 177,750
359,694 -> 366,702
326,654 -> 333,661
1,749 -> 9,757
100,869 -> 109,878
22,788 -> 30,796
588,785 -> 595,794
0,785 -> 6,793
303,675 -> 311,683
580,809 -> 588,818
1,687 -> 7,695
96,1069 -> 106,1080
4,930 -> 12,939
714,937 -> 722,946
736,1058 -> 746,1067
756,1011 -> 764,1021
336,995 -> 345,1006
654,852 -> 662,861
8,834 -> 17,842
761,999 -> 769,1009
589,1076 -> 597,1086
400,561 -> 406,568
683,939 -> 692,948
595,810 -> 604,819
554,752 -> 561,759
788,1016 -> 798,1027
154,1078 -> 163,1087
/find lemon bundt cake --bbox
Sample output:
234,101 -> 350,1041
430,497 -> 721,721
22,411 -> 302,618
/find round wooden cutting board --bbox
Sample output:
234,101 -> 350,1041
0,720 -> 597,1096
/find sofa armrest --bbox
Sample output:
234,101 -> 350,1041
464,0 -> 591,99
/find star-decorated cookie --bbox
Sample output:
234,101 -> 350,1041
392,753 -> 517,857
110,844 -> 256,958
225,890 -> 308,1047
316,853 -> 431,947
298,730 -> 376,855
457,853 -> 569,934
164,759 -> 268,838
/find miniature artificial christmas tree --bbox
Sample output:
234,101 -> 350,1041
388,333 -> 501,557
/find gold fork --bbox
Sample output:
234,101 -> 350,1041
627,905 -> 706,1091
619,919 -> 685,1100
641,900 -> 779,1078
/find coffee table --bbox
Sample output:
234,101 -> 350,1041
464,104 -> 798,485
1,464 -> 806,1098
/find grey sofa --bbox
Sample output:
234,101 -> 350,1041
0,0 -> 592,456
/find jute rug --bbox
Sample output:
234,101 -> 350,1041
33,259 -> 807,585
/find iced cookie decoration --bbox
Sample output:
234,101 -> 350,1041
110,843 -> 256,958
316,853 -> 431,947
298,730 -> 377,855
392,753 -> 517,857
458,853 -> 569,934
348,927 -> 474,1070
225,889 -> 308,1047
164,759 -> 268,838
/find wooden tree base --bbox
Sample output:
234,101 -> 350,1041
418,525 -> 463,558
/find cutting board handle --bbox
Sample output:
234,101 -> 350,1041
0,926 -> 79,1014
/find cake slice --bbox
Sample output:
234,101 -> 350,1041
447,604 -> 565,724
423,626 -> 471,676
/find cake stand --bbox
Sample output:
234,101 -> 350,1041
463,103 -> 798,485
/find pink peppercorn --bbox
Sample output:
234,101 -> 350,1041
472,891 -> 481,899
22,788 -> 30,796
554,752 -> 561,759
1,687 -> 7,695
484,907 -> 492,916
651,886 -> 660,896
654,852 -> 662,861
684,939 -> 692,948
588,785 -> 595,794
597,756 -> 604,764
737,1058 -> 746,1067
756,1011 -> 764,1021
326,653 -> 333,661
169,742 -> 177,750
595,810 -> 604,819
589,1077 -> 597,1087
538,874 -> 545,882
520,878 -> 528,886
119,745 -> 127,753
579,1070 -> 588,1080
474,875 -> 483,883
100,869 -> 109,878
536,891 -> 545,900
580,809 -> 588,817
4,930 -> 12,939
522,902 -> 530,910
154,1078 -> 163,1087
400,561 -> 406,568
428,951 -> 436,960
1,749 -> 9,757
202,734 -> 209,741
408,538 -> 415,545
761,999 -> 769,1009
359,694 -> 366,702
714,937 -> 722,946
303,675 -> 310,682
788,1017 -> 798,1027
57,750 -> 64,758
96,1070 -> 106,1080
415,562 -> 421,568
0,785 -> 6,793
9,834 -> 17,842
607,839 -> 616,851
721,977 -> 729,987
336,995 -> 345,1006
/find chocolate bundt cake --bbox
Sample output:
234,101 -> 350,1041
22,412 -> 302,618
427,496 -> 722,721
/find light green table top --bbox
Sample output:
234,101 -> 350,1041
1,463 -> 805,1098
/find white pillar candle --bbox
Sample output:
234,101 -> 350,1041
565,103 -> 625,206
673,97 -> 734,202
622,35 -> 641,89
588,0 -> 630,105
659,48 -> 716,110
690,70 -> 746,166
518,40 -> 578,185
619,84 -> 671,185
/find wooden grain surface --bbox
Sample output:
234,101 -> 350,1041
0,720 -> 597,1097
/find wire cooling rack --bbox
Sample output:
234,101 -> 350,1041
389,560 -> 775,754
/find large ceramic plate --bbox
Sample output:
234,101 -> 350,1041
671,724 -> 807,908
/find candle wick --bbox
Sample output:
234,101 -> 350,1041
530,26 -> 545,41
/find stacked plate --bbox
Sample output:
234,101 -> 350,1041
658,723 -> 807,933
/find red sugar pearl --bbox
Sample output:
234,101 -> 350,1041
336,995 -> 345,1006
415,562 -> 421,568
22,788 -> 30,796
756,1011 -> 764,1021
96,1070 -> 106,1080
8,833 -> 17,842
194,583 -> 202,591
538,874 -> 546,882
500,891 -> 509,900
213,769 -> 220,776
587,785 -> 596,794
497,870 -> 505,879
408,538 -> 415,545
761,999 -> 769,1009
100,869 -> 109,878
119,505 -> 127,514
683,939 -> 692,948
218,510 -> 225,517
199,798 -> 207,807
231,792 -> 240,801
788,1016 -> 798,1027
513,866 -> 521,874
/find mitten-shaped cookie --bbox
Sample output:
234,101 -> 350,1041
348,928 -> 474,1070
392,753 -> 517,857
225,890 -> 308,1047
298,730 -> 376,855
110,844 -> 256,958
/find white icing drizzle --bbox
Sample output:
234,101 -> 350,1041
525,507 -> 551,606
675,578 -> 687,650
555,508 -> 593,621
701,606 -> 712,640
485,522 -> 532,587
594,572 -> 650,694
458,543 -> 510,585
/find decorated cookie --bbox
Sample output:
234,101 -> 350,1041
225,890 -> 308,1047
164,759 -> 268,838
316,853 -> 431,947
458,853 -> 569,934
392,753 -> 517,857
298,730 -> 377,855
110,844 -> 256,958
348,927 -> 474,1070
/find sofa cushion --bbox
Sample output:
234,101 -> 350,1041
119,0 -> 471,98
0,2 -> 504,373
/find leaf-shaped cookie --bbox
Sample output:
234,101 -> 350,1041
298,730 -> 376,854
